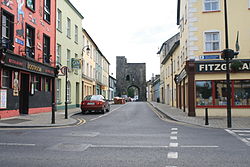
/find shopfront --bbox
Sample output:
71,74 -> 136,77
0,52 -> 55,119
181,59 -> 250,117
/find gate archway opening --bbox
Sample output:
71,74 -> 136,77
127,85 -> 140,101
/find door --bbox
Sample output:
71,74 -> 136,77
19,73 -> 29,114
76,82 -> 79,107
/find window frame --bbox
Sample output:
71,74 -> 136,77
25,24 -> 35,58
57,9 -> 62,31
56,43 -> 61,65
44,0 -> 51,23
43,34 -> 50,64
26,0 -> 35,12
204,30 -> 221,52
67,81 -> 71,102
1,69 -> 12,88
56,79 -> 61,103
66,17 -> 71,38
74,25 -> 78,43
1,10 -> 14,51
203,0 -> 220,12
67,49 -> 71,69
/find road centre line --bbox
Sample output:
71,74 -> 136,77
171,128 -> 178,131
170,136 -> 178,140
180,145 -> 219,148
169,143 -> 178,147
171,131 -> 178,135
0,143 -> 36,146
90,144 -> 168,148
167,152 -> 178,159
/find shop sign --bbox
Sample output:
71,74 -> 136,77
27,63 -> 42,72
71,58 -> 81,69
196,61 -> 250,72
15,38 -> 24,46
175,69 -> 187,83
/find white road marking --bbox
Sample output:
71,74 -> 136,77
171,131 -> 178,135
180,145 -> 219,148
0,143 -> 36,146
225,129 -> 250,146
167,152 -> 178,159
169,143 -> 178,147
166,166 -> 177,167
170,136 -> 177,140
239,134 -> 250,136
171,128 -> 178,131
90,144 -> 168,148
232,130 -> 250,133
247,138 -> 250,141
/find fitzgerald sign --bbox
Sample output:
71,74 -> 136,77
196,60 -> 250,72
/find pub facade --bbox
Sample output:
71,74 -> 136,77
0,0 -> 56,118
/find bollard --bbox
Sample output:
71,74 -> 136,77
51,103 -> 56,124
205,108 -> 209,125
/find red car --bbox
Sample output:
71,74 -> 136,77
81,95 -> 110,114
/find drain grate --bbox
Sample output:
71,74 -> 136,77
0,118 -> 30,124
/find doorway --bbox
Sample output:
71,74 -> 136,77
19,73 -> 29,114
76,82 -> 79,107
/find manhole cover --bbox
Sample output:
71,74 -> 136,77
0,118 -> 30,124
47,143 -> 90,152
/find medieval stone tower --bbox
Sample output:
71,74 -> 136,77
116,56 -> 147,101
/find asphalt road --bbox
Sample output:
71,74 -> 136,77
0,102 -> 250,167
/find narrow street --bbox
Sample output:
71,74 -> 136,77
0,102 -> 250,167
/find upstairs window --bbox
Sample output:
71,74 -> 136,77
204,0 -> 219,12
57,9 -> 62,31
204,31 -> 220,52
66,17 -> 71,38
43,35 -> 50,64
74,25 -> 78,43
26,0 -> 35,11
67,49 -> 71,68
44,0 -> 51,23
56,44 -> 61,65
26,24 -> 35,58
1,10 -> 14,51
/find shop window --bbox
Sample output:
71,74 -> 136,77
234,80 -> 250,106
203,0 -> 219,12
214,81 -> 228,106
26,0 -> 35,11
26,24 -> 35,58
43,35 -> 50,64
2,69 -> 12,88
204,31 -> 220,52
196,81 -> 212,106
34,76 -> 41,91
45,78 -> 51,92
44,0 -> 51,23
1,10 -> 14,51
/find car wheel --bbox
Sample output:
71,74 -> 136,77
101,109 -> 105,114
106,105 -> 110,112
82,110 -> 86,114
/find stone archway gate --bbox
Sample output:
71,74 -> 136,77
116,56 -> 146,101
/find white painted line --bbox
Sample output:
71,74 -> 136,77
170,136 -> 177,140
225,129 -> 250,146
232,130 -> 250,133
169,143 -> 178,147
171,128 -> 178,131
171,131 -> 178,135
165,166 -> 177,167
167,152 -> 178,159
0,143 -> 36,146
180,145 -> 219,148
239,134 -> 250,136
91,145 -> 168,148
247,138 -> 250,141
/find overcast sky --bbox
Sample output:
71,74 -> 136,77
70,0 -> 179,80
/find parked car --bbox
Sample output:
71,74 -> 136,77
81,95 -> 110,114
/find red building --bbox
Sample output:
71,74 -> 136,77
0,0 -> 56,118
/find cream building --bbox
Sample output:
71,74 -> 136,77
56,0 -> 84,109
171,0 -> 250,117
82,29 -> 96,99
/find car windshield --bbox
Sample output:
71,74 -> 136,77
84,95 -> 103,101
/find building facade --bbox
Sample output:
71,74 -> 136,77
56,0 -> 83,109
108,75 -> 116,101
171,0 -> 250,116
0,0 -> 56,118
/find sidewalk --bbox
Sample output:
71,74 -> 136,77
0,108 -> 81,128
149,101 -> 250,129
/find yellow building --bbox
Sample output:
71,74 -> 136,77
56,0 -> 84,109
174,0 -> 250,117
82,29 -> 96,99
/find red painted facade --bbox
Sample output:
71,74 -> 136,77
0,0 -> 56,118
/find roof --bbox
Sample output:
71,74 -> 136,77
65,0 -> 84,19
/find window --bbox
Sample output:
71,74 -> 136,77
43,35 -> 50,63
26,0 -> 35,11
234,80 -> 250,106
67,81 -> 71,102
56,44 -> 61,65
204,0 -> 219,11
1,11 -> 14,50
2,69 -> 12,88
66,17 -> 71,38
87,63 -> 89,76
34,76 -> 41,91
26,24 -> 35,58
44,0 -> 51,23
56,79 -> 61,103
67,49 -> 71,69
204,31 -> 220,52
57,9 -> 62,31
82,59 -> 85,74
45,78 -> 51,92
74,25 -> 78,43
214,81 -> 227,106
